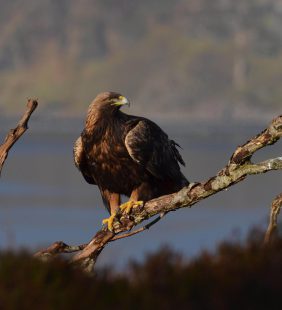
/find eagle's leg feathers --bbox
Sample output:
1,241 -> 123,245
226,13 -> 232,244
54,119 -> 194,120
119,200 -> 143,214
101,192 -> 121,231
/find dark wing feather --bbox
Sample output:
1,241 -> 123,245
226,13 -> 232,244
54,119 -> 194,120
73,136 -> 96,185
125,120 -> 186,180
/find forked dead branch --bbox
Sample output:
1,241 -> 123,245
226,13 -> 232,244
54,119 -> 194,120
35,115 -> 282,272
0,99 -> 38,175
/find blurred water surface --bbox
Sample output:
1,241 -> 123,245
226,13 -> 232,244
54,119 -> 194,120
0,120 -> 281,268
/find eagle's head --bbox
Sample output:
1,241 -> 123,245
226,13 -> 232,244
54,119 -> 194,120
85,92 -> 130,131
89,91 -> 130,114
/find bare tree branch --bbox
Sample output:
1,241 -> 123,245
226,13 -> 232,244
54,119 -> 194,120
111,212 -> 167,242
264,193 -> 282,244
35,115 -> 282,272
0,99 -> 38,175
34,241 -> 88,261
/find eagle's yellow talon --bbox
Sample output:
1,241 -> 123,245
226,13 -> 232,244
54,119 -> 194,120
120,200 -> 143,214
102,212 -> 116,231
102,201 -> 143,230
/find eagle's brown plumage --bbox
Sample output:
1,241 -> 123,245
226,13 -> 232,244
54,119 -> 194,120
74,91 -> 189,218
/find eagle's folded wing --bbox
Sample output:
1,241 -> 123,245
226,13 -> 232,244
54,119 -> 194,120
124,120 -> 186,181
73,136 -> 96,185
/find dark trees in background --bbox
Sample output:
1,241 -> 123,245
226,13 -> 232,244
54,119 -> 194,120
0,234 -> 282,309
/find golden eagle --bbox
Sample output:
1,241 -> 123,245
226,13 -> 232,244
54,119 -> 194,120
74,92 -> 189,230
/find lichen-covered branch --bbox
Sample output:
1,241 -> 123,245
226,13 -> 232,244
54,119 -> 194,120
36,115 -> 282,272
264,193 -> 282,244
111,212 -> 167,242
0,99 -> 38,175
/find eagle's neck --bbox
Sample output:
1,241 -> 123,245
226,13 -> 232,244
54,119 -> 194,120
85,107 -> 125,139
85,105 -> 100,134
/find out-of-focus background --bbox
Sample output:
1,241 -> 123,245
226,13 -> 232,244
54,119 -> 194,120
0,0 -> 281,268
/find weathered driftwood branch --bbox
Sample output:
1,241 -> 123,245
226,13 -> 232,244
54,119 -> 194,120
264,193 -> 282,244
0,99 -> 38,175
35,115 -> 282,271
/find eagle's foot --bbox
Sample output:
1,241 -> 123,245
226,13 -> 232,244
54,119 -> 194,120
102,201 -> 143,231
102,212 -> 117,232
119,200 -> 143,214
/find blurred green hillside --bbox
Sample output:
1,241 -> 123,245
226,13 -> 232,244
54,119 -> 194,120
0,0 -> 281,119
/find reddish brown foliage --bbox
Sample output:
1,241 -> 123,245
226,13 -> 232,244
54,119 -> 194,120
0,232 -> 281,309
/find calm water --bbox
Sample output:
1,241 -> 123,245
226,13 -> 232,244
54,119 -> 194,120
0,120 -> 281,267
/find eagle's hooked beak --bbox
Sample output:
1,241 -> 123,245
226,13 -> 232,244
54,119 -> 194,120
112,96 -> 130,107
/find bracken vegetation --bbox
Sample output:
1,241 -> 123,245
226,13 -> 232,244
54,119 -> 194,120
0,230 -> 281,309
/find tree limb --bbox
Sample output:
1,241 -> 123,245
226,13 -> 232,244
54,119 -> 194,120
35,115 -> 282,272
264,193 -> 282,244
0,99 -> 38,175
111,211 -> 167,242
34,241 -> 88,261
